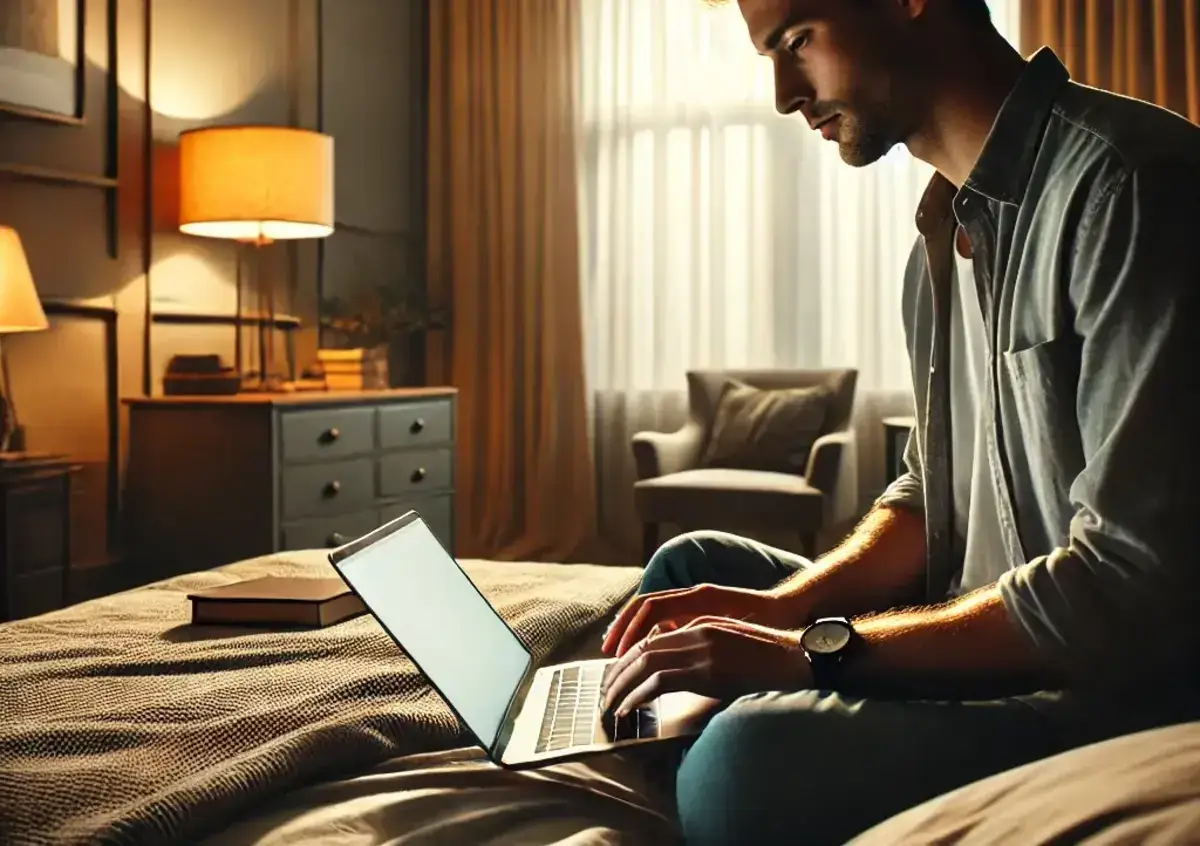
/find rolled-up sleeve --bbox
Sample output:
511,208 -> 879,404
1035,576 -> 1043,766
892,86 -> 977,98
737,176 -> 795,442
876,423 -> 925,513
999,161 -> 1200,688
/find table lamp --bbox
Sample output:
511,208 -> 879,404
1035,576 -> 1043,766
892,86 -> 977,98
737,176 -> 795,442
0,226 -> 49,452
178,125 -> 335,392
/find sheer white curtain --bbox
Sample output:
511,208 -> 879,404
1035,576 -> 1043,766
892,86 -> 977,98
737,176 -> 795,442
577,0 -> 1020,557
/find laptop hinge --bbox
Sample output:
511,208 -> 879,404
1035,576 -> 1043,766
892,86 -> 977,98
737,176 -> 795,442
490,660 -> 535,761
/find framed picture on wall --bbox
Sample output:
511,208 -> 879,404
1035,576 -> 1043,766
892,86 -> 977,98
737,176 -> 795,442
0,0 -> 85,123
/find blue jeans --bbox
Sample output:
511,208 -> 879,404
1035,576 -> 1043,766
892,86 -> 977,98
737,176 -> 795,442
642,531 -> 1200,846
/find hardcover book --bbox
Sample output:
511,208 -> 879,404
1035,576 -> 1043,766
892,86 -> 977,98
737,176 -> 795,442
187,576 -> 365,627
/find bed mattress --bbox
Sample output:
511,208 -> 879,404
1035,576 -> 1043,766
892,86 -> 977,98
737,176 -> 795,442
200,616 -> 681,846
0,551 -> 662,846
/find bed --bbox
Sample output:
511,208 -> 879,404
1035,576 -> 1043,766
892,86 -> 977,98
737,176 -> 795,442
7,551 -> 1200,846
0,551 -> 679,846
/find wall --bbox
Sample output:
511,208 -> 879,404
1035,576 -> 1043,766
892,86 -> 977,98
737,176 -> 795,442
0,0 -> 428,600
321,0 -> 428,382
0,0 -> 142,595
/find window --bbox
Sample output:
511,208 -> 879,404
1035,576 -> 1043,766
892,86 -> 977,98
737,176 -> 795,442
578,0 -> 1020,394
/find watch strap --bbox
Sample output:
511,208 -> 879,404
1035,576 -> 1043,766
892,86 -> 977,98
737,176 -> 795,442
806,650 -> 843,689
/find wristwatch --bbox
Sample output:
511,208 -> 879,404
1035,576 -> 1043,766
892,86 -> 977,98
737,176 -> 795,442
799,617 -> 859,689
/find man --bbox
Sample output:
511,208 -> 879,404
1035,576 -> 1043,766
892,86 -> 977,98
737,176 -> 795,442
598,1 -> 1200,844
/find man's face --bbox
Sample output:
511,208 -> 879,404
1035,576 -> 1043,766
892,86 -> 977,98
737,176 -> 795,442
738,0 -> 922,167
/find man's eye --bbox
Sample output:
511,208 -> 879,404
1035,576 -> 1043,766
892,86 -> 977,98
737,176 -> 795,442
786,32 -> 809,53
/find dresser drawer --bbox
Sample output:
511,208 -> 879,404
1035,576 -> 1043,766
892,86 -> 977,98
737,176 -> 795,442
281,510 -> 381,551
381,494 -> 453,551
281,458 -> 375,520
280,407 -> 374,462
379,448 -> 452,498
379,400 -> 452,449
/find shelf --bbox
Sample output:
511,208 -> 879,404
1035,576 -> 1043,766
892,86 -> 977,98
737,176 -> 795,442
151,311 -> 302,330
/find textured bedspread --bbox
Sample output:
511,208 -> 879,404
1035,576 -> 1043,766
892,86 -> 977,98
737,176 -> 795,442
0,552 -> 639,846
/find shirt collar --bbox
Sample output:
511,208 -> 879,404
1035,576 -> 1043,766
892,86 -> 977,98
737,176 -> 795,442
914,46 -> 1072,237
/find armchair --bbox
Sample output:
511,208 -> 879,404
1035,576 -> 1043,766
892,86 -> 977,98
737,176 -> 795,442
633,368 -> 858,562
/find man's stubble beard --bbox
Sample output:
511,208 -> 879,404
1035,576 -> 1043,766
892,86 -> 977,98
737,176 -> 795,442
834,111 -> 902,167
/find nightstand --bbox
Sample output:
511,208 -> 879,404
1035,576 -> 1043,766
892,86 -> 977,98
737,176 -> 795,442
123,389 -> 457,583
0,454 -> 77,623
882,416 -> 916,486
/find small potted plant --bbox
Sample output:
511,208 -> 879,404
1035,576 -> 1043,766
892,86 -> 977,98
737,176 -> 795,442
320,278 -> 448,387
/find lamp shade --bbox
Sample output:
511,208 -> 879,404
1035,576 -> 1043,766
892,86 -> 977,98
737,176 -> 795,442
178,125 -> 335,242
0,226 -> 48,334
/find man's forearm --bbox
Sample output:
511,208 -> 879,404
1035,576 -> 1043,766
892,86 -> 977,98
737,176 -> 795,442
840,586 -> 1062,699
769,505 -> 927,623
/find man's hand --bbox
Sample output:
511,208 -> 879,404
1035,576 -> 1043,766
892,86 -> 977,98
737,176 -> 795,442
600,616 -> 812,717
601,584 -> 803,657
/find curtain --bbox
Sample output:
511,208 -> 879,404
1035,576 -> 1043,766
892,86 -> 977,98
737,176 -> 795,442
427,0 -> 598,562
577,0 -> 1020,558
1022,0 -> 1200,123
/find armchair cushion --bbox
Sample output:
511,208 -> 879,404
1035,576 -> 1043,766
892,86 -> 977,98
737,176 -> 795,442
700,380 -> 831,474
634,468 -> 825,529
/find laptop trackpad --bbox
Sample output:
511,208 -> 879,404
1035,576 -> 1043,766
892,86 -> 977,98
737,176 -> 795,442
600,702 -> 660,742
595,690 -> 721,744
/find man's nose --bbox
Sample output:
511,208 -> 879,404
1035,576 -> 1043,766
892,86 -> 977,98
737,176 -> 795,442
773,59 -> 813,118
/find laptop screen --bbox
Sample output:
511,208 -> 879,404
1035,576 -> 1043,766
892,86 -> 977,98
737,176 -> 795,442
333,516 -> 531,749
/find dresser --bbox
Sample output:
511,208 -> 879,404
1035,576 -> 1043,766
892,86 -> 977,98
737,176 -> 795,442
1,454 -> 76,623
123,389 -> 456,583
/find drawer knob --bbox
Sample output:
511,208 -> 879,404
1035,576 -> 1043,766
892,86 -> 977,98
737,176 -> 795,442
324,480 -> 342,496
322,427 -> 341,443
411,467 -> 427,483
410,418 -> 425,434
326,532 -> 347,548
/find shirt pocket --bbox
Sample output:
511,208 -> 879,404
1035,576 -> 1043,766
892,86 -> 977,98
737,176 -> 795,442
1001,336 -> 1083,522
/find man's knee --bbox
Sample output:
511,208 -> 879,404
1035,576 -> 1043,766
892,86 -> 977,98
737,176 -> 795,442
639,530 -> 732,594
676,691 -> 850,846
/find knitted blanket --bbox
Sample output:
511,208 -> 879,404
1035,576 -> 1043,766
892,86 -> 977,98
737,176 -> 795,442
0,552 -> 638,846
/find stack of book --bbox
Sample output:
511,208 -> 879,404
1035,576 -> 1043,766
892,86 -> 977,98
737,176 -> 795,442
318,348 -> 388,391
162,354 -> 242,395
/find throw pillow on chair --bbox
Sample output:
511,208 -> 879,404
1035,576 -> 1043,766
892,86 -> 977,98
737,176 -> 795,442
700,380 -> 830,474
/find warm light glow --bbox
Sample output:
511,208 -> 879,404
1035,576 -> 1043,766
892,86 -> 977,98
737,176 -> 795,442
147,0 -> 279,124
149,247 -> 238,316
178,125 -> 335,242
0,227 -> 49,334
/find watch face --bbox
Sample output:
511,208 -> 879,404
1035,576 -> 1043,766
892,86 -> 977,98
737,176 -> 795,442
803,620 -> 851,655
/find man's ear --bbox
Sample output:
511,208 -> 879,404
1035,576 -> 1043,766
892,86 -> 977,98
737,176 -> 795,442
893,0 -> 929,20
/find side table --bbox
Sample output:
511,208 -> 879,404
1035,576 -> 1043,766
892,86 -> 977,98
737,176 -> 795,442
0,453 -> 78,623
882,416 -> 916,486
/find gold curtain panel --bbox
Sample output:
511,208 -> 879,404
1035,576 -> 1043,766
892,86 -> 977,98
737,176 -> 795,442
1022,0 -> 1200,123
426,0 -> 599,562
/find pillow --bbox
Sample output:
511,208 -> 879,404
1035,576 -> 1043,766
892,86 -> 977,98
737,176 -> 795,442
700,380 -> 831,474
849,721 -> 1200,846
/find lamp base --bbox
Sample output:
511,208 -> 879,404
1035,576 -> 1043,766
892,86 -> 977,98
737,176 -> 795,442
5,425 -> 27,453
0,393 -> 20,452
240,371 -> 289,394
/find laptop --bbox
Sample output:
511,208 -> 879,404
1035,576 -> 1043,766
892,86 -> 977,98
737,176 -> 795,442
328,510 -> 720,769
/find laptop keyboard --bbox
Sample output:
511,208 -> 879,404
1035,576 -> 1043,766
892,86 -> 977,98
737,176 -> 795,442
534,663 -> 659,753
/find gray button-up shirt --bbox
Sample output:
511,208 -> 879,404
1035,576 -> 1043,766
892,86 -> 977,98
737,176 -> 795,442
878,47 -> 1200,689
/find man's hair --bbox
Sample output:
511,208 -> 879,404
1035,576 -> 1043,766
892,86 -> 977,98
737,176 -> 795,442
857,0 -> 994,23
956,0 -> 994,24
704,0 -> 994,25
